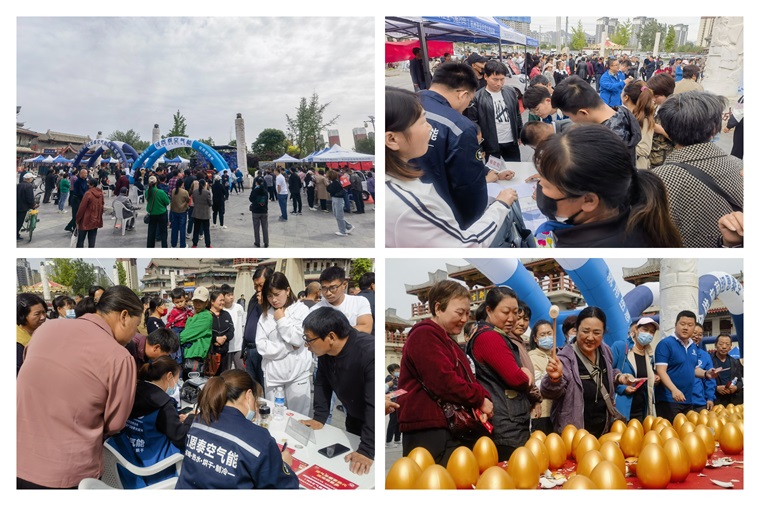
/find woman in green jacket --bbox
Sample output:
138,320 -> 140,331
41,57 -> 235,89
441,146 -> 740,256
146,175 -> 171,248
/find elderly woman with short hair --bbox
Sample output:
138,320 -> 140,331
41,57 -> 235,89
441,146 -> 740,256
652,91 -> 743,248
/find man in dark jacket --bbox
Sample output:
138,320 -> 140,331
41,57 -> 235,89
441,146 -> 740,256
349,170 -> 365,214
468,60 -> 523,163
64,168 -> 89,232
410,47 -> 431,91
301,307 -> 374,476
17,172 -> 37,240
43,168 -> 57,204
288,169 -> 303,215
552,76 -> 641,166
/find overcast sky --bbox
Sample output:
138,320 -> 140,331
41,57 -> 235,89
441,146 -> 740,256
17,17 -> 375,151
387,258 -> 743,321
529,17 -> 702,42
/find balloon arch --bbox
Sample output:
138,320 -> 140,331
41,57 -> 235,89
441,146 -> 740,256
465,258 -> 743,355
132,137 -> 229,174
71,139 -> 140,169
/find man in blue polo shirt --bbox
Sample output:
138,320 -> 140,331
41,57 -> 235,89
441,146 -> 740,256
654,310 -> 719,422
410,62 -> 489,230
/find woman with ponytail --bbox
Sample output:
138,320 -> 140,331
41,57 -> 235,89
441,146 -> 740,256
107,356 -> 191,488
621,80 -> 656,169
176,370 -> 298,489
533,124 -> 682,247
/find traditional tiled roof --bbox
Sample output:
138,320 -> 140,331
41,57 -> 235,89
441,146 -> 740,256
37,130 -> 91,144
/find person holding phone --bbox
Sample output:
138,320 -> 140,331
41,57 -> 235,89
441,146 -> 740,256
176,369 -> 298,489
612,317 -> 659,424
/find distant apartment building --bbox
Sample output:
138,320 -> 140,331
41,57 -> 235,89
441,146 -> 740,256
497,16 -> 531,35
697,17 -> 716,48
114,258 -> 140,291
596,17 -> 619,44
674,24 -> 689,48
327,129 -> 341,147
352,127 -> 367,145
631,16 -> 656,50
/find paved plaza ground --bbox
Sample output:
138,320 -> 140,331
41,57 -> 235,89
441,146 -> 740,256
18,180 -> 375,249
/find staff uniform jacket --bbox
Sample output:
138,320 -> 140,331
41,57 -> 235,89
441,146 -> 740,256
610,338 -> 656,420
313,329 -> 375,460
411,89 -> 489,230
468,85 -> 523,158
652,142 -> 743,248
255,302 -> 311,387
76,186 -> 105,231
692,348 -> 716,407
176,406 -> 299,489
17,314 -> 137,488
180,310 -> 214,359
385,175 -> 510,248
599,70 -> 627,106
191,188 -> 213,220
107,381 -> 194,488
540,341 -> 621,435
398,319 -> 490,434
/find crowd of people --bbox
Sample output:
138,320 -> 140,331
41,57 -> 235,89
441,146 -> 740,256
16,264 -> 376,489
392,280 -> 743,466
387,49 -> 743,248
16,162 -> 376,246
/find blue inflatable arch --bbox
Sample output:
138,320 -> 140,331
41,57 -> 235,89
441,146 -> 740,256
133,137 -> 229,174
72,139 -> 130,168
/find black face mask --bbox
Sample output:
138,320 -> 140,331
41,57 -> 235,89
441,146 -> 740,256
535,182 -> 582,224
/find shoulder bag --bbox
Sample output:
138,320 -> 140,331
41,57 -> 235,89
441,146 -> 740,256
572,342 -> 627,424
670,162 -> 742,212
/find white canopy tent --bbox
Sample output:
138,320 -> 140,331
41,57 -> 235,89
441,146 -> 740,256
311,144 -> 375,162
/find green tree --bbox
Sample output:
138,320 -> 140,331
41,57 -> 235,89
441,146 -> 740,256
663,26 -> 676,53
611,19 -> 633,47
638,20 -> 667,52
354,137 -> 375,155
252,128 -> 288,160
117,262 -> 127,286
286,145 -> 301,158
570,21 -> 587,50
349,258 -> 374,283
49,259 -> 97,296
164,110 -> 191,158
286,93 -> 339,158
109,129 -> 150,152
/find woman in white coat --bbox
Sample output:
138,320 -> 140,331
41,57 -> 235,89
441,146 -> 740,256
255,272 -> 312,415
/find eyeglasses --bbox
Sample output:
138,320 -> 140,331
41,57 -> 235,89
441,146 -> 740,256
321,283 -> 344,293
302,334 -> 321,344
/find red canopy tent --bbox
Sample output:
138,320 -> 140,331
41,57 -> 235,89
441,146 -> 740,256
385,39 -> 454,63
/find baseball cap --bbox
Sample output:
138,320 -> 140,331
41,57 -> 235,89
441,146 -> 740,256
465,53 -> 489,66
148,175 -> 157,184
23,173 -> 34,180
636,317 -> 659,330
192,286 -> 210,302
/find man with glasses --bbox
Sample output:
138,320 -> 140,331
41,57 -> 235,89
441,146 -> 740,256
300,307 -> 375,476
410,62 -> 489,230
468,60 -> 523,164
310,266 -> 372,335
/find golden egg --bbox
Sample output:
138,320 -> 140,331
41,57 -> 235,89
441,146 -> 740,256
628,418 -> 644,436
693,424 -> 716,457
446,446 -> 480,489
610,419 -> 627,434
719,422 -> 744,455
699,408 -> 709,416
575,434 -> 601,464
659,426 -> 680,442
637,443 -> 671,489
571,428 -> 590,459
506,447 -> 540,489
662,438 -> 691,483
475,465 -> 515,489
561,425 -> 578,459
727,413 -> 739,423
642,430 -> 664,448
686,411 -> 699,425
599,441 -> 626,476
697,412 -> 710,426
642,415 -> 656,433
414,464 -> 457,489
530,430 -> 547,442
707,417 -> 723,440
407,446 -> 435,471
524,437 -> 549,474
598,431 -> 623,445
673,413 -> 688,431
654,418 -> 672,432
589,460 -> 628,489
386,457 -> 423,489
472,436 -> 499,474
682,432 -> 708,472
544,433 -> 567,470
677,421 -> 696,440
563,474 -> 597,489
619,426 -> 643,458
577,450 -> 604,477
734,419 -> 744,435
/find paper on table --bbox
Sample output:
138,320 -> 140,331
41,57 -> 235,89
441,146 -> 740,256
487,181 -> 535,200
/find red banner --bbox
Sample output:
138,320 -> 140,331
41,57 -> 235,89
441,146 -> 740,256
386,40 -> 454,63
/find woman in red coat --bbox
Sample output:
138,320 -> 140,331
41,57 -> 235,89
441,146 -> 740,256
398,280 -> 493,466
75,177 -> 104,248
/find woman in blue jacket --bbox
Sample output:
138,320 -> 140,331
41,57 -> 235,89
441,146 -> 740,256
176,369 -> 298,489
611,317 -> 658,423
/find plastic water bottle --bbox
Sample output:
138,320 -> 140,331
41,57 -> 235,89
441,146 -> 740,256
274,386 -> 285,420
